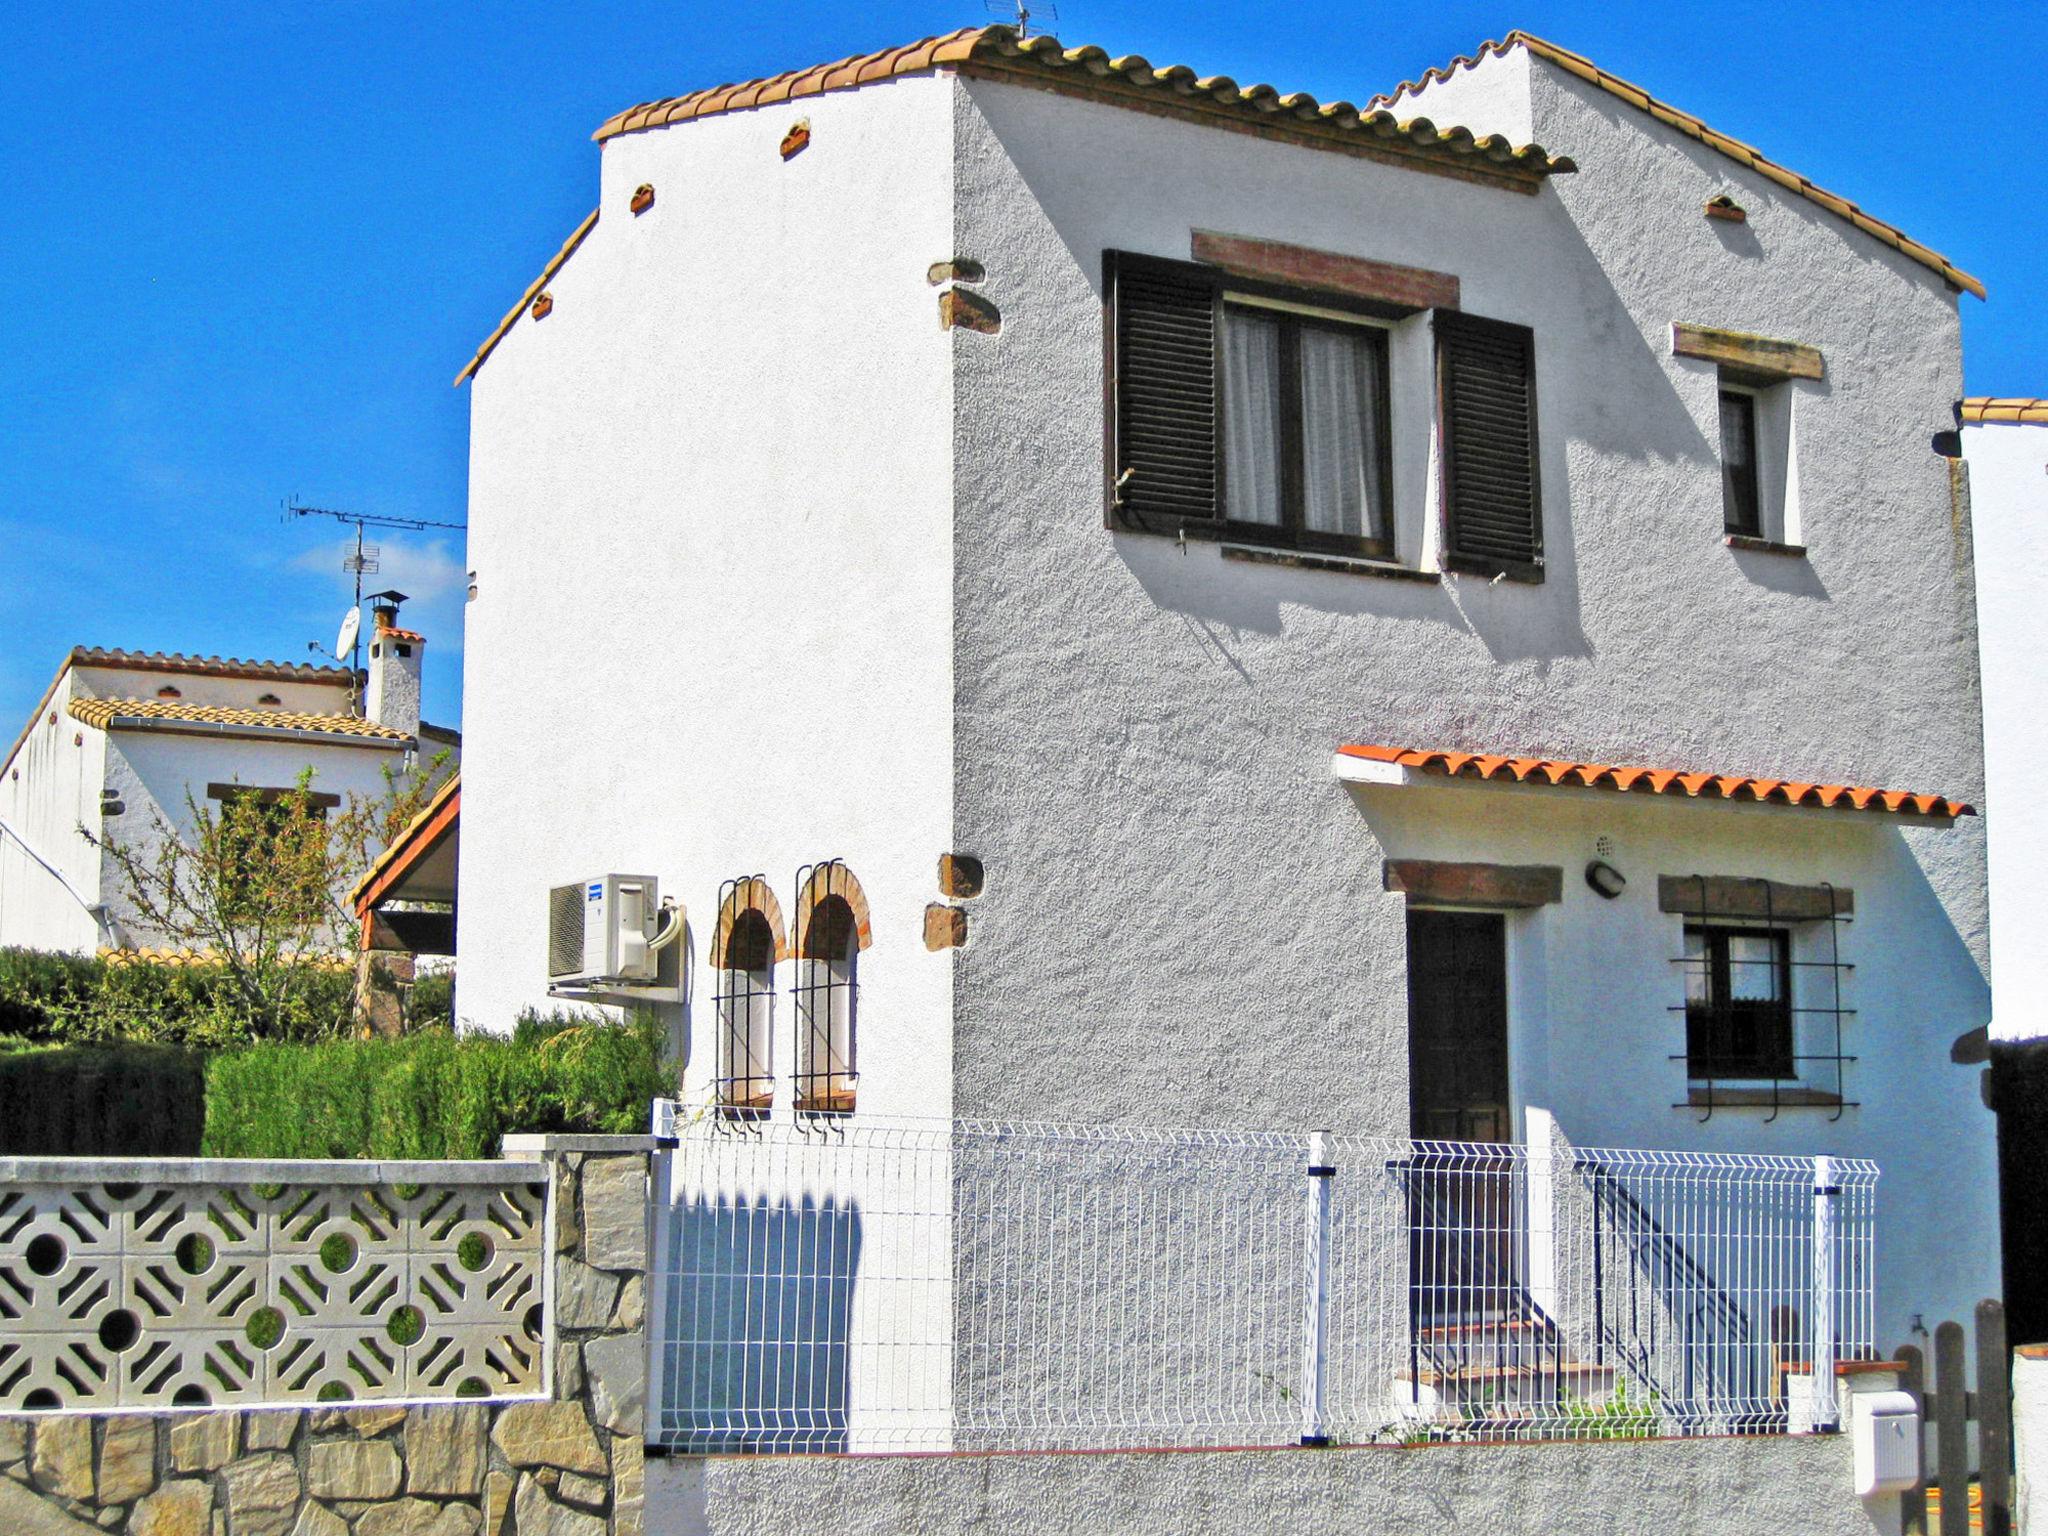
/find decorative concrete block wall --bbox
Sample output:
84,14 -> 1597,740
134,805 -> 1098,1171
0,1138 -> 652,1536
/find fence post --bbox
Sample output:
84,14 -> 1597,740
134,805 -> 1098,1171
1978,1299 -> 2013,1536
1812,1154 -> 1839,1431
1301,1131 -> 1333,1446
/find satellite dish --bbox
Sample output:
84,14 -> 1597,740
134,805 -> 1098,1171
334,607 -> 360,661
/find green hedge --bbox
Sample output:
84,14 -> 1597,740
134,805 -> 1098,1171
202,1012 -> 672,1160
0,1040 -> 207,1155
0,946 -> 355,1046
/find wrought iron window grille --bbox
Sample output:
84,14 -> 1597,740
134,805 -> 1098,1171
712,876 -> 777,1119
793,860 -> 860,1117
1667,875 -> 1855,1122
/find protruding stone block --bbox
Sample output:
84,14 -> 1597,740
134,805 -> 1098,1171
579,1156 -> 646,1272
489,1403 -> 606,1476
129,1479 -> 215,1536
308,1439 -> 402,1500
97,1416 -> 156,1503
169,1413 -> 237,1473
404,1405 -> 487,1497
30,1416 -> 94,1500
584,1333 -> 645,1435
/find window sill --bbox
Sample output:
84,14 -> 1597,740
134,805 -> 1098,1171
1220,543 -> 1440,584
1441,552 -> 1545,585
1682,1086 -> 1846,1109
1725,533 -> 1807,558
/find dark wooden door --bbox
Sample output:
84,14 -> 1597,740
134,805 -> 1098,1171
1407,909 -> 1511,1142
1405,909 -> 1515,1331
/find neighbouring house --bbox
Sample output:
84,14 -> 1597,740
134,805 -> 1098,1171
0,600 -> 456,957
1963,396 -> 2048,1345
452,21 -> 1996,1454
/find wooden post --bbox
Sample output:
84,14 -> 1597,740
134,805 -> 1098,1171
1899,1344 -> 1928,1536
1978,1298 -> 2012,1536
1935,1321 -> 1970,1536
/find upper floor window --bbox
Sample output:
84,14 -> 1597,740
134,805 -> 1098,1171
1718,388 -> 1763,537
1683,924 -> 1793,1080
712,879 -> 784,1116
793,862 -> 870,1115
1107,249 -> 1542,580
1222,303 -> 1393,556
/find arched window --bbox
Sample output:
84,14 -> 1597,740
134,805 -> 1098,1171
793,862 -> 870,1115
711,878 -> 786,1115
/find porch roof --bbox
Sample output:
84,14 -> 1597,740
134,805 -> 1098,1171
1331,743 -> 1974,822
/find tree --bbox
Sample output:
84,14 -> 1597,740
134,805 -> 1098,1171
83,751 -> 454,1040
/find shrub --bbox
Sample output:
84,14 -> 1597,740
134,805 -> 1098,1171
0,948 -> 101,1039
0,1039 -> 207,1155
202,1010 -> 672,1160
0,946 -> 356,1047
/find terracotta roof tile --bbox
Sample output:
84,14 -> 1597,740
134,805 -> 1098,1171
69,648 -> 354,685
591,25 -> 1573,181
1372,33 -> 1984,300
1961,397 -> 2048,425
454,208 -> 599,386
1335,743 -> 1973,821
68,697 -> 412,743
351,770 -> 460,909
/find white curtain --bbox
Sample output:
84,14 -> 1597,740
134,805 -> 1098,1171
1223,310 -> 1283,525
1299,327 -> 1386,540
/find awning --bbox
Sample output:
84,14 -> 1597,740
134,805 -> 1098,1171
1332,743 -> 1973,822
353,773 -> 459,954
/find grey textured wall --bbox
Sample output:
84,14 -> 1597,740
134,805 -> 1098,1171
650,1433 -> 1878,1536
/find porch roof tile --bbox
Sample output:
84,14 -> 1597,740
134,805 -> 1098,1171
1334,743 -> 1974,822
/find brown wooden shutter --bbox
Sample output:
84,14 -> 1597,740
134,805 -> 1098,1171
1107,252 -> 1221,528
1436,311 -> 1543,580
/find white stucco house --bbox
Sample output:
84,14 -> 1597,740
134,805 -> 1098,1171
0,603 -> 453,955
1963,396 -> 2048,1346
452,22 -> 1997,1440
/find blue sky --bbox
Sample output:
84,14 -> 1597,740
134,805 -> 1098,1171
2,1 -> 2041,735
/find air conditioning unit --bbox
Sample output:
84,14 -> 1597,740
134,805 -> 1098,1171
548,874 -> 662,986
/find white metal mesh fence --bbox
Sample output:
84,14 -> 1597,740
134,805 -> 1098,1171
649,1113 -> 1877,1453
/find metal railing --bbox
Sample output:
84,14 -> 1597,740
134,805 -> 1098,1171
647,1112 -> 1877,1453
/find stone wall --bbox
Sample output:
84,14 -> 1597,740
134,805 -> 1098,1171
2016,1347 -> 2048,1534
0,1138 -> 651,1536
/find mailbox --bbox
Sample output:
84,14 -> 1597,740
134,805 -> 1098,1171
1853,1390 -> 1921,1497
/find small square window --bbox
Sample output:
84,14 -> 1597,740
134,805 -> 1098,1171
1683,924 -> 1793,1079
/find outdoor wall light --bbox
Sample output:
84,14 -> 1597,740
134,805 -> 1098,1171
1585,860 -> 1627,900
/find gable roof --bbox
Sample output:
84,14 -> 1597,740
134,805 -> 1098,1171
68,648 -> 354,686
3,647 -> 364,786
1373,32 -> 1983,299
454,208 -> 599,386
593,24 -> 1573,181
67,696 -> 412,745
1962,398 -> 2048,425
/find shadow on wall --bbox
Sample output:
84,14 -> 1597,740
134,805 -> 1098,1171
661,1192 -> 861,1453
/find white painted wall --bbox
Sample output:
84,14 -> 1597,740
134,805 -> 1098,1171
946,59 -> 1988,1344
0,669 -> 107,952
95,728 -> 407,949
1965,420 -> 2048,1044
456,76 -> 958,1119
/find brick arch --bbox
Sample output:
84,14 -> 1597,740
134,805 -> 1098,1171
709,877 -> 788,968
793,861 -> 874,955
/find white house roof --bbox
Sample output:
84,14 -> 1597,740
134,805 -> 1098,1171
67,696 -> 412,746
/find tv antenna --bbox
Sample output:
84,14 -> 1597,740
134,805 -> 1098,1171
986,0 -> 1054,39
285,500 -> 466,706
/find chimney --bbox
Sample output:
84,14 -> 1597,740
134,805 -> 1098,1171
365,590 -> 422,738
